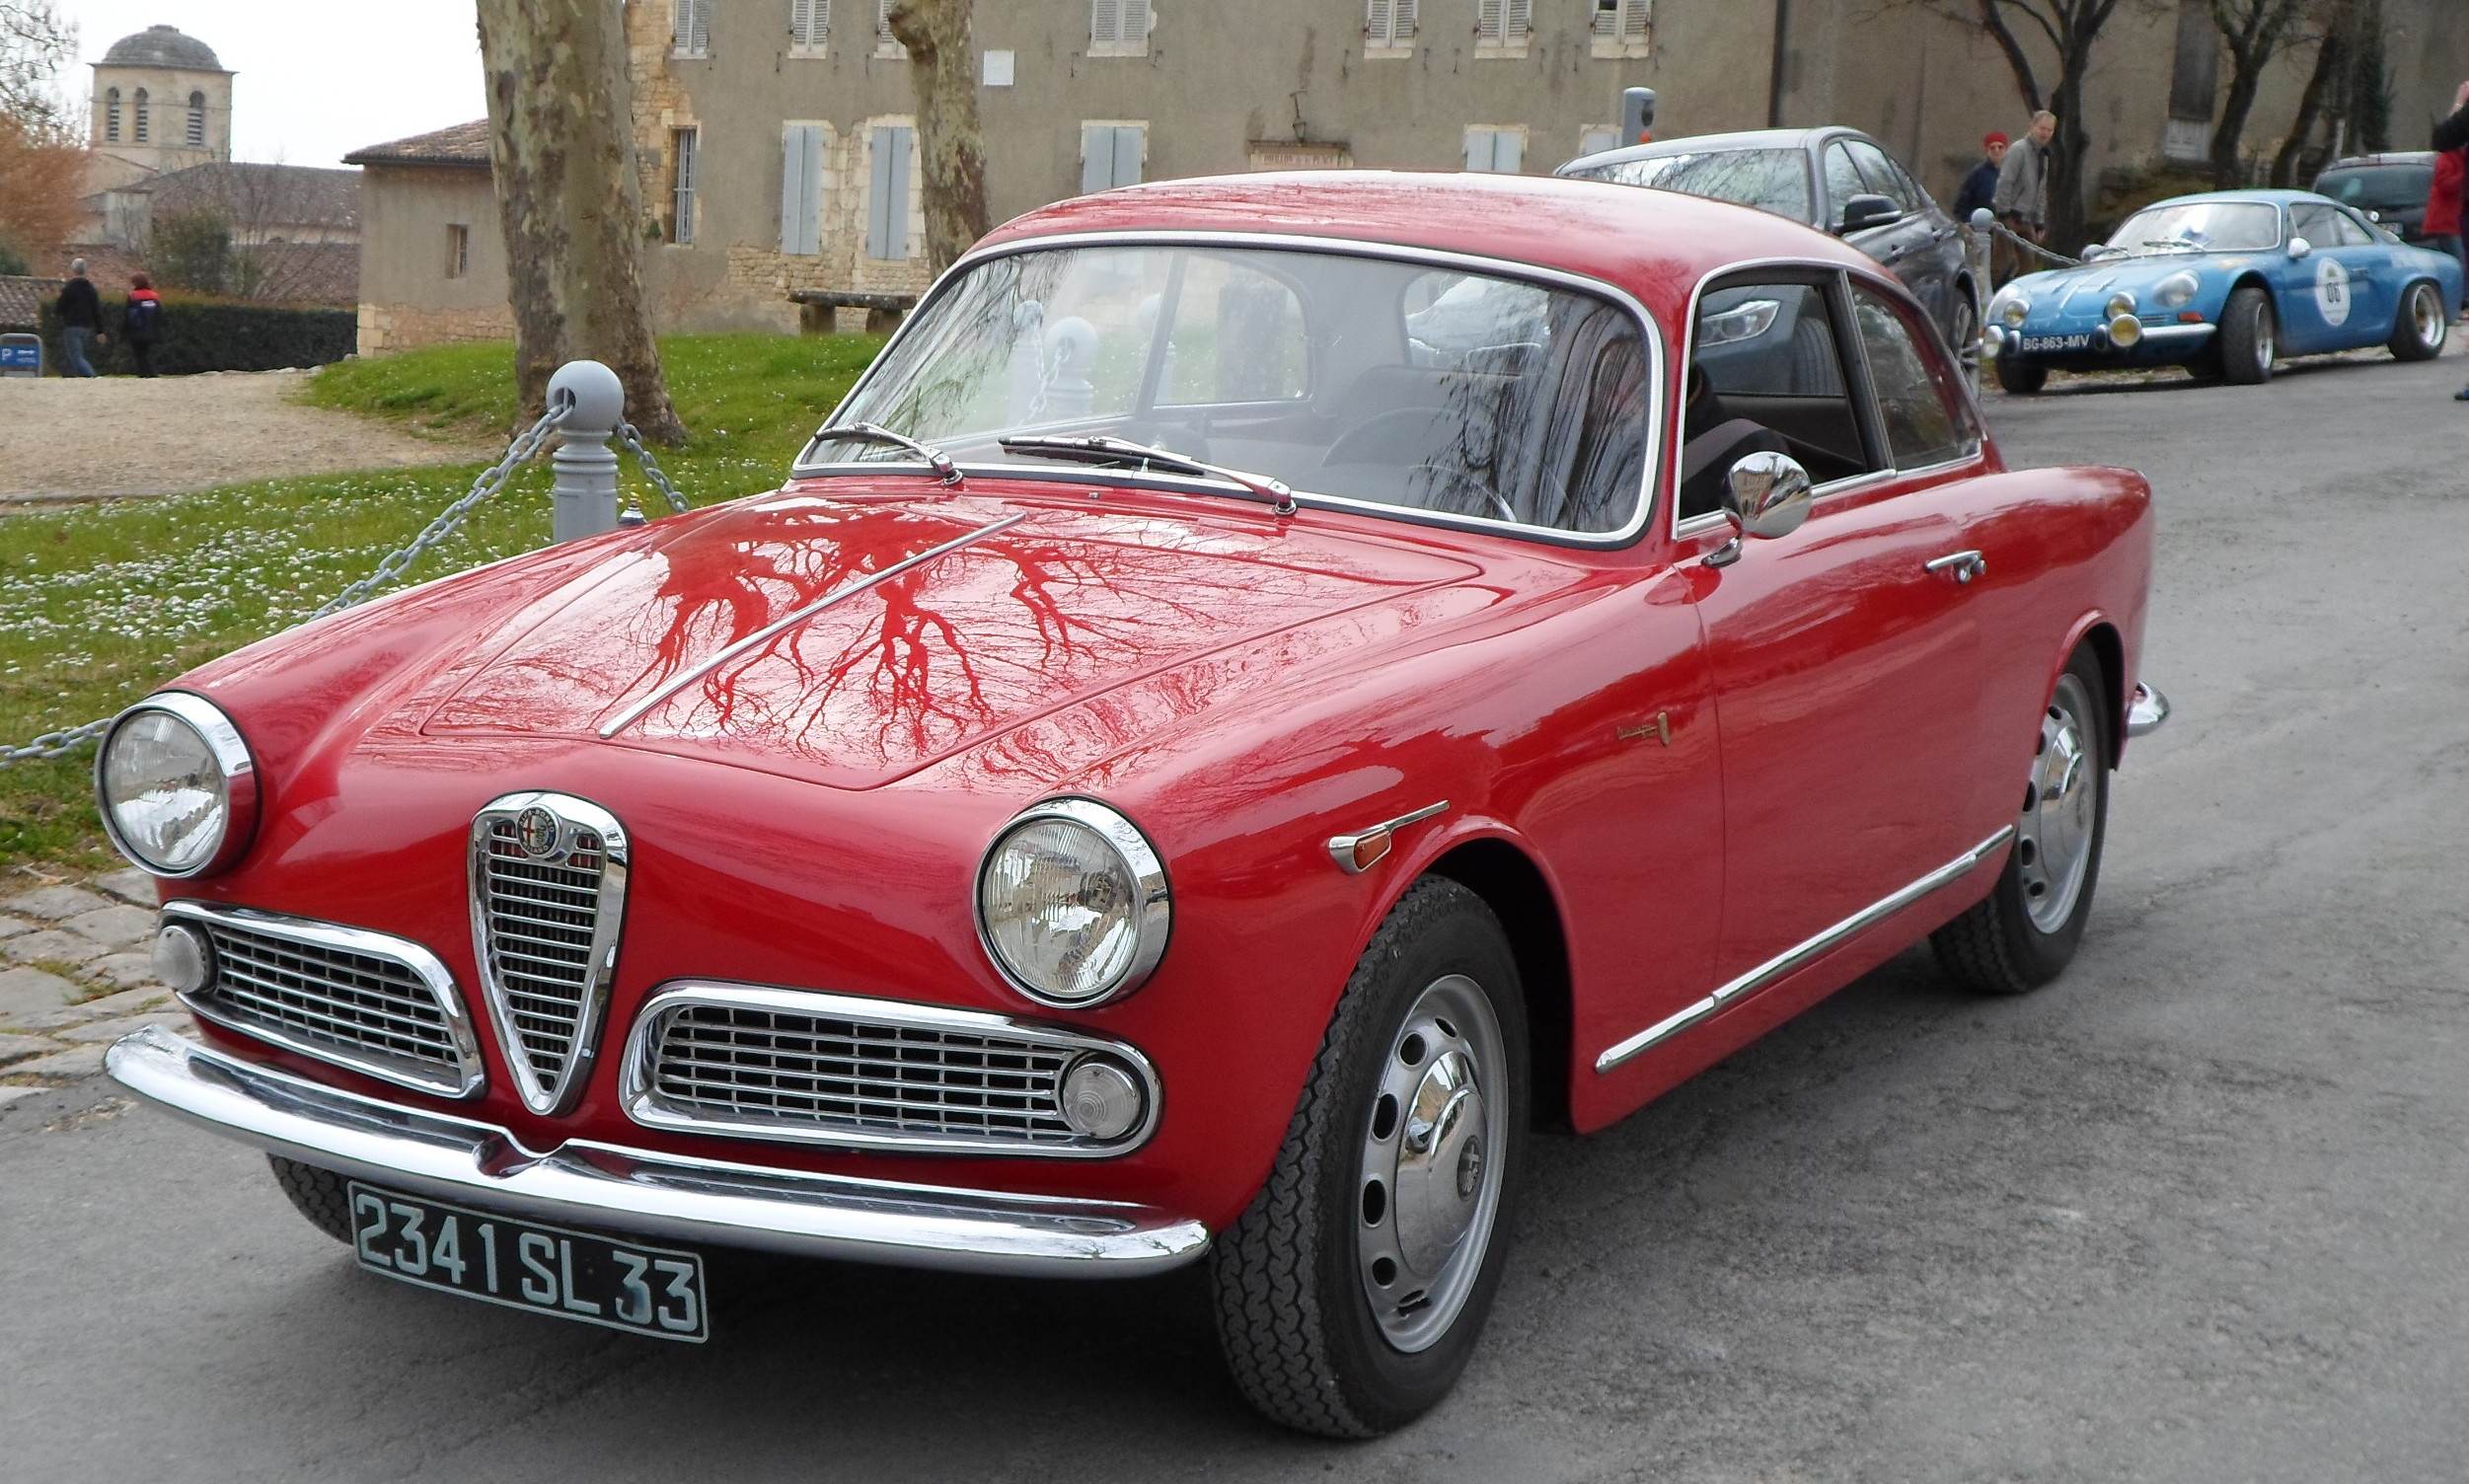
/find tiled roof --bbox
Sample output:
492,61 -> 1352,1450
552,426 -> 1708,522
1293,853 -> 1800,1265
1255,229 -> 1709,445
0,275 -> 66,332
133,162 -> 363,231
343,120 -> 492,171
236,241 -> 360,307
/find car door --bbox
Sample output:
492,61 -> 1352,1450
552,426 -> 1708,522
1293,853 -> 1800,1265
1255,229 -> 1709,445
2282,201 -> 2388,351
1844,138 -> 1959,334
1681,267 -> 1988,978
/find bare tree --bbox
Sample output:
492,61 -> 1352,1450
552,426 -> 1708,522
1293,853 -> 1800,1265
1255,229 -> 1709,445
2268,0 -> 2358,184
0,109 -> 82,267
1,0 -> 73,132
473,0 -> 685,442
2207,0 -> 2308,186
887,0 -> 989,274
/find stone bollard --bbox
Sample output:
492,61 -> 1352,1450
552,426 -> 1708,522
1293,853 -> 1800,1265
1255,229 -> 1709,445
1968,208 -> 1999,383
546,359 -> 626,544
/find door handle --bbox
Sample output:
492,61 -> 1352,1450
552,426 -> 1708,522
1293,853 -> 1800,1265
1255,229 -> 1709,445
1924,550 -> 1986,584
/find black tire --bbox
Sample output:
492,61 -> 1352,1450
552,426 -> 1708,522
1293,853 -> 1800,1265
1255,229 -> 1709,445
1932,647 -> 2111,996
1211,877 -> 1529,1438
268,1154 -> 356,1245
1947,290 -> 1979,364
2219,285 -> 2276,385
1995,355 -> 2048,395
2388,280 -> 2447,361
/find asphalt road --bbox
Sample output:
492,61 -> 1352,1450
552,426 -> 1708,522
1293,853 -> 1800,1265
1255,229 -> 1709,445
7,349 -> 2468,1483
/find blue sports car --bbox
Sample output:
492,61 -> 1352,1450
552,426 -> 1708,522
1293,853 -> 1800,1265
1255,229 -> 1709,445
1983,188 -> 2465,393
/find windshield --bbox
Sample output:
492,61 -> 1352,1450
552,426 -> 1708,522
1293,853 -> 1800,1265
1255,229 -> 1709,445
810,244 -> 1655,537
1563,149 -> 1814,227
2106,201 -> 2281,254
2315,165 -> 2432,212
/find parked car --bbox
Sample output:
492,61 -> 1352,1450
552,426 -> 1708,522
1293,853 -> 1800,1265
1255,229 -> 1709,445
1984,188 -> 2464,392
2312,152 -> 2440,245
101,171 -> 2166,1438
1557,127 -> 1982,354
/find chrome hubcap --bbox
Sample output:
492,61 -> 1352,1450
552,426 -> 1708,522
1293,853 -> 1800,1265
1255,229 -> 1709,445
2416,286 -> 2444,345
1357,974 -> 1507,1354
2257,315 -> 2275,372
2016,673 -> 2096,933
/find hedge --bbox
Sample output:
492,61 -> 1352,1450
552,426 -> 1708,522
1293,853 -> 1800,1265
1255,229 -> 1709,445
37,296 -> 356,376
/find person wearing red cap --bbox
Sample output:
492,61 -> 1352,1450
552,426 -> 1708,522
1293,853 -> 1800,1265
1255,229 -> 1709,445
1952,131 -> 2008,225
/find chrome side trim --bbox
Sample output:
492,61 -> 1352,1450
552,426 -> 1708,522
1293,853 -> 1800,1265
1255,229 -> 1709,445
619,981 -> 1164,1157
2132,324 -> 2217,344
468,791 -> 629,1116
162,900 -> 485,1100
598,512 -> 1028,738
2126,682 -> 2171,738
106,1026 -> 1207,1278
1326,799 -> 1451,874
1593,825 -> 2017,1075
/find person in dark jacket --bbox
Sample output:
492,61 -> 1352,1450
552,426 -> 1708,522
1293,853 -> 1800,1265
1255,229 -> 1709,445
2432,82 -> 2469,399
1952,132 -> 2008,223
54,259 -> 104,377
121,274 -> 163,378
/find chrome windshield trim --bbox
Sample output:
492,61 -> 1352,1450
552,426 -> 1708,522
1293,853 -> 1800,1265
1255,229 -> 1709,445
619,981 -> 1164,1157
468,791 -> 630,1116
162,900 -> 485,1100
1594,824 -> 2017,1074
795,228 -> 1670,550
106,1026 -> 1207,1277
597,512 -> 1026,738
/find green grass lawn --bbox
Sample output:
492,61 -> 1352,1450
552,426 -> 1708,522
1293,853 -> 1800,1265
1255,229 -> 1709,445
0,331 -> 883,872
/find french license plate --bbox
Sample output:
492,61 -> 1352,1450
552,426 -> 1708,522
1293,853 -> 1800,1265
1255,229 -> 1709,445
346,1182 -> 709,1342
2018,333 -> 2091,352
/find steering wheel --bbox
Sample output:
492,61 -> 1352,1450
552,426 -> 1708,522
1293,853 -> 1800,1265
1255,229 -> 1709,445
1412,464 -> 1517,524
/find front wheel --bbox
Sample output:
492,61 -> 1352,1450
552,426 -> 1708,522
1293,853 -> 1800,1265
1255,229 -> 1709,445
2219,286 -> 2277,385
2389,281 -> 2447,361
1995,356 -> 2049,395
1932,648 -> 2111,995
1211,877 -> 1528,1437
267,1154 -> 356,1244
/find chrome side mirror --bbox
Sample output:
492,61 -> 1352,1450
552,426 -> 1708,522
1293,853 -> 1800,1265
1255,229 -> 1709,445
1705,451 -> 1814,566
2286,236 -> 2312,260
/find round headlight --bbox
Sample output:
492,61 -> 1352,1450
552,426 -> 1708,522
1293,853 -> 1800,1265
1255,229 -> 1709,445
975,798 -> 1168,1007
1998,294 -> 2031,328
95,694 -> 257,878
2105,291 -> 2138,321
2154,271 -> 2201,309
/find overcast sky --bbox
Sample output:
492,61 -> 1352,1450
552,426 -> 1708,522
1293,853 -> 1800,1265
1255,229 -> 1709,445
57,1 -> 486,168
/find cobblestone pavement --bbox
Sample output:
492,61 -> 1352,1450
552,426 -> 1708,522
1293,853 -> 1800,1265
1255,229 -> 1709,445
0,868 -> 189,1105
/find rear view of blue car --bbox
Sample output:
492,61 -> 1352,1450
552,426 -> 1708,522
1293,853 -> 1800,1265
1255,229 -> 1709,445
1983,188 -> 2465,393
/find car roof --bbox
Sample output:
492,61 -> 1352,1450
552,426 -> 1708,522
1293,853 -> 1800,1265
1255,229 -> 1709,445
2319,153 -> 2436,169
975,170 -> 1876,307
2137,188 -> 2327,210
1556,127 -> 1850,176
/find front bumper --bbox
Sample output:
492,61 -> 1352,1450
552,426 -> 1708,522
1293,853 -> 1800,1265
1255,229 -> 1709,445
2128,682 -> 2170,738
106,1025 -> 1209,1278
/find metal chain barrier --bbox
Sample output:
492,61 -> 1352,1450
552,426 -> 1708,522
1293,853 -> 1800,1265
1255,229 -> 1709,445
616,420 -> 694,515
1981,217 -> 2082,270
2,403 -> 571,765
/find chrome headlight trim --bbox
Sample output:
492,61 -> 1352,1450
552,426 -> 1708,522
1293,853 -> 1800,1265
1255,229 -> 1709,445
93,692 -> 259,879
974,797 -> 1171,1009
1993,291 -> 2030,328
2154,271 -> 2201,309
2105,290 -> 2138,321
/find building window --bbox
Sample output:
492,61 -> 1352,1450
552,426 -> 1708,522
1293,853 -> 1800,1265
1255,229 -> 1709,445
781,122 -> 825,255
1365,0 -> 1417,54
670,127 -> 700,244
866,122 -> 916,260
1591,0 -> 1651,57
1464,125 -> 1525,173
187,91 -> 206,147
1578,124 -> 1620,158
1081,121 -> 1147,194
1474,0 -> 1530,55
1090,0 -> 1153,56
672,0 -> 713,57
2163,0 -> 2218,162
446,224 -> 471,278
875,0 -> 904,55
104,88 -> 119,143
133,88 -> 149,143
790,0 -> 829,52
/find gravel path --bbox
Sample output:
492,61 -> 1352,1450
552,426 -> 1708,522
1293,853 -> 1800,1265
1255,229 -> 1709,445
0,370 -> 495,505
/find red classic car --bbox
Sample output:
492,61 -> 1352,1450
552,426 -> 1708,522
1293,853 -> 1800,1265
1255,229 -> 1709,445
100,172 -> 2165,1437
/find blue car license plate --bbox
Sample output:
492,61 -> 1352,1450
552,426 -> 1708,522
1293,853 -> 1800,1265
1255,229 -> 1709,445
347,1182 -> 709,1341
2017,333 -> 2091,352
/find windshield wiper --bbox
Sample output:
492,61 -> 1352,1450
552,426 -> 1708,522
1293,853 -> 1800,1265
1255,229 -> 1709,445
997,434 -> 1298,516
2137,239 -> 2205,253
806,421 -> 961,486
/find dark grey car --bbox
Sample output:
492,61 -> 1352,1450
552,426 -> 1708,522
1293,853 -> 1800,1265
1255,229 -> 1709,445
1556,127 -> 1980,354
2312,153 -> 2439,246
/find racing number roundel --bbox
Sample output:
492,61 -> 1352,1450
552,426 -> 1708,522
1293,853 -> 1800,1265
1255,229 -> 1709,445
2314,256 -> 2352,328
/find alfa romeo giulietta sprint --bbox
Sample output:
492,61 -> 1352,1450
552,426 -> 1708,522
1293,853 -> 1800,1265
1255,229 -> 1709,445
102,172 -> 2165,1436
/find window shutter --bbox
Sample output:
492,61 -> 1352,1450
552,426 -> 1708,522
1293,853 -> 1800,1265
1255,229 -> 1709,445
1091,0 -> 1120,46
1081,123 -> 1112,194
869,125 -> 913,259
781,124 -> 822,254
1505,0 -> 1530,37
674,0 -> 690,46
697,0 -> 715,50
1113,125 -> 1144,186
876,0 -> 894,42
1397,0 -> 1417,37
1626,0 -> 1651,40
1367,0 -> 1390,43
792,0 -> 830,47
1465,129 -> 1489,170
1477,0 -> 1502,40
1496,130 -> 1523,173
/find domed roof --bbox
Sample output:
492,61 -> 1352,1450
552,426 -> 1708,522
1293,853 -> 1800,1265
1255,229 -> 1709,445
101,25 -> 225,72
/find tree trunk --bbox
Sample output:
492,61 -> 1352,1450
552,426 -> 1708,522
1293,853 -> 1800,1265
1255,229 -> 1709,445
2272,7 -> 2346,185
2049,63 -> 2093,250
2210,58 -> 2268,188
474,0 -> 686,443
887,0 -> 990,275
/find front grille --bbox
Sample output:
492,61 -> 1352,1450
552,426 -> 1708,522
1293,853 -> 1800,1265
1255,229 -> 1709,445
471,794 -> 628,1115
176,907 -> 479,1097
625,988 -> 1159,1156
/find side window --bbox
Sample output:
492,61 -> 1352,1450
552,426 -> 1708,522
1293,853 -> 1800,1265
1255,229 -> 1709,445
1845,140 -> 1920,214
1682,277 -> 1872,518
1160,257 -> 1309,406
2329,209 -> 2375,248
2287,204 -> 2333,247
1851,285 -> 1975,470
1822,143 -> 1866,227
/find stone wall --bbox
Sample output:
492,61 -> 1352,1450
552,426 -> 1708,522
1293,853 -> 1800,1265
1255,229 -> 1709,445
356,302 -> 515,355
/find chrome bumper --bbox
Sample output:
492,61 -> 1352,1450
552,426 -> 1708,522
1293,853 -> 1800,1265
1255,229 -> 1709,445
105,1026 -> 1209,1278
2127,682 -> 2170,738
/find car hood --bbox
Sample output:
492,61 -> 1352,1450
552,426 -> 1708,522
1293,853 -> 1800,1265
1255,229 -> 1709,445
411,484 -> 1480,789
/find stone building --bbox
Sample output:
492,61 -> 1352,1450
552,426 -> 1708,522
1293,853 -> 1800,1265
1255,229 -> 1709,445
352,0 -> 2469,351
83,24 -> 234,197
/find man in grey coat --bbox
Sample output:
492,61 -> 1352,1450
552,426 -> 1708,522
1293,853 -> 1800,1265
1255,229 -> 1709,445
1990,111 -> 2058,286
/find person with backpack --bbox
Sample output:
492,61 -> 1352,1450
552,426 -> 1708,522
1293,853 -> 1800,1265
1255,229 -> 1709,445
53,259 -> 104,377
121,274 -> 163,378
